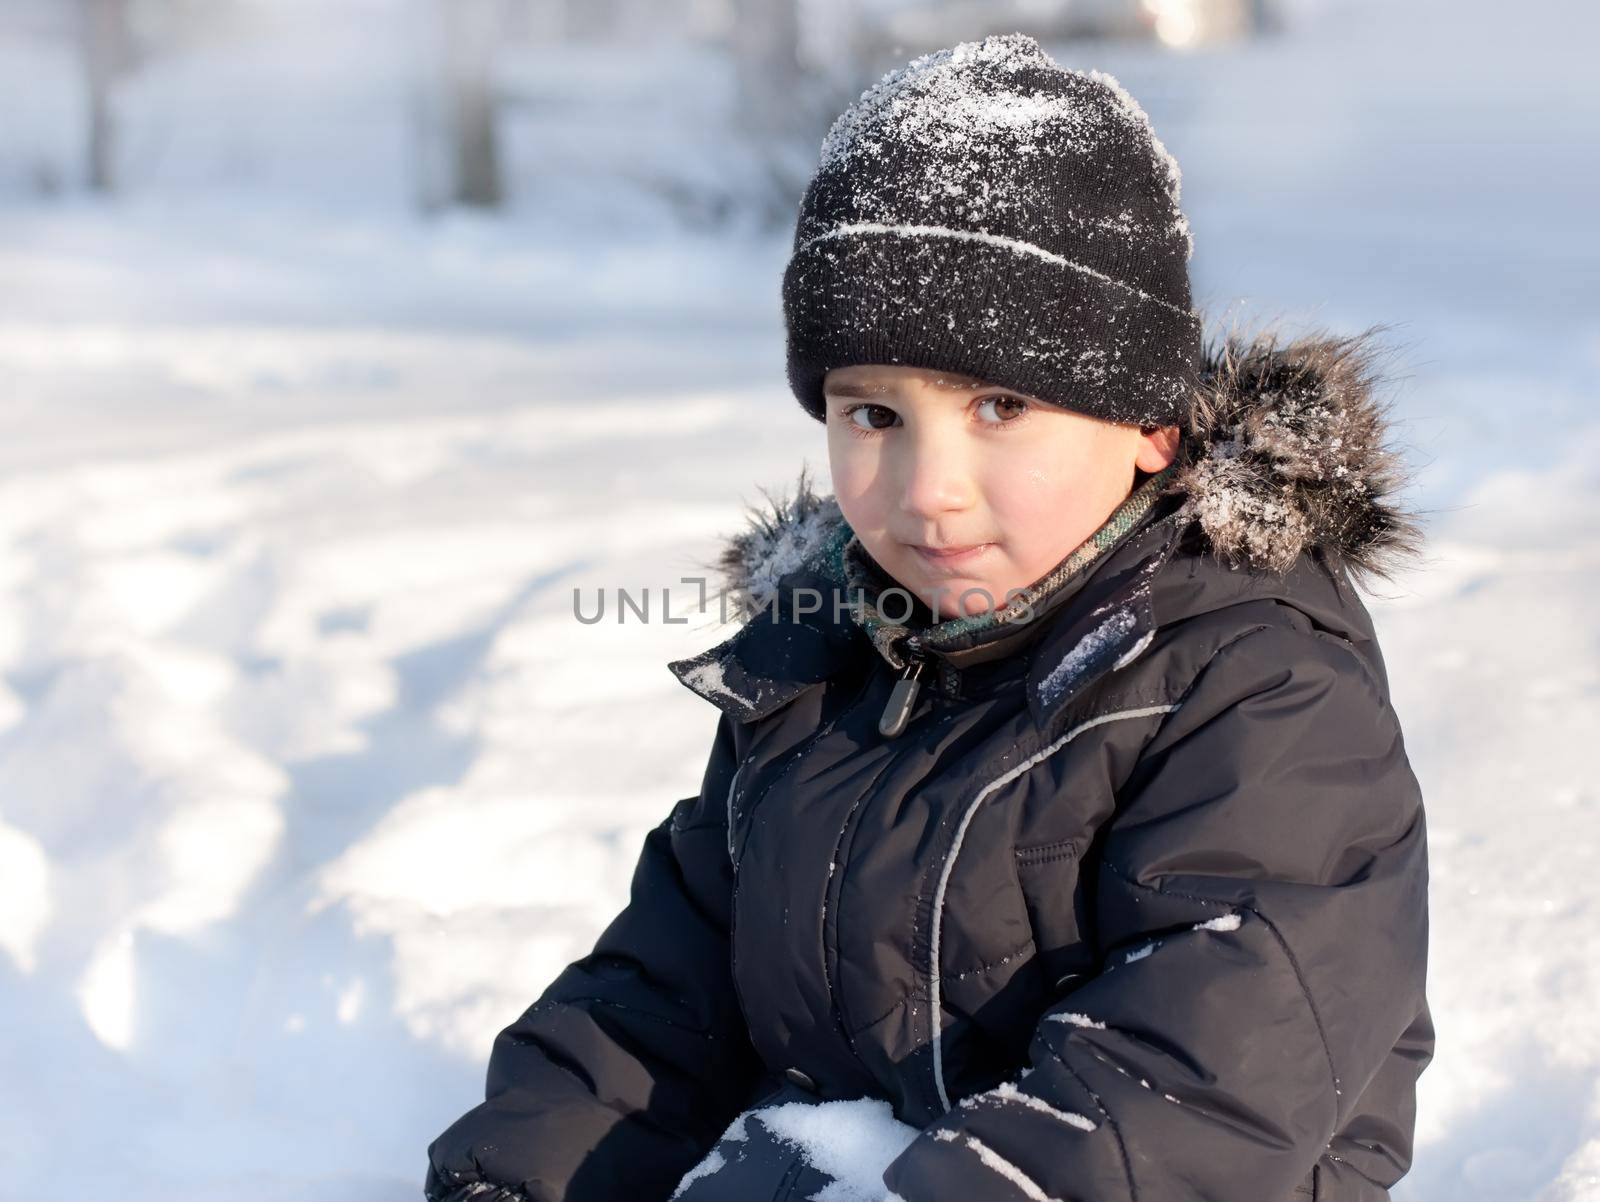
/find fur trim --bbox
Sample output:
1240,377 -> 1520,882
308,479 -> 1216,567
1174,324 -> 1426,589
697,464 -> 844,619
708,326 -> 1426,617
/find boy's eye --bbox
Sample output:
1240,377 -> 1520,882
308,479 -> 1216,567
846,403 -> 899,431
976,394 -> 1029,423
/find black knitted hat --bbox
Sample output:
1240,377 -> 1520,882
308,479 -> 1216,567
782,33 -> 1202,428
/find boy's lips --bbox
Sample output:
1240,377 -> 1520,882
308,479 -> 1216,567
910,542 -> 993,568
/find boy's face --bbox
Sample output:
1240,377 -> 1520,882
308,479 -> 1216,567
824,364 -> 1181,620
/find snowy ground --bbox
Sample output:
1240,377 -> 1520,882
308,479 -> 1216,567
0,1 -> 1597,1199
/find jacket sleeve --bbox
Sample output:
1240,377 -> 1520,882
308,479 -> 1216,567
425,712 -> 764,1202
880,623 -> 1431,1202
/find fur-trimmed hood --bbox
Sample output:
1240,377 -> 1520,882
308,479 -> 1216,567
708,327 -> 1426,618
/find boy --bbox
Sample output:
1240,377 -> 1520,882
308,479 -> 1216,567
426,33 -> 1431,1202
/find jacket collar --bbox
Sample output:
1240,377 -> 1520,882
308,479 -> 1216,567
1020,504 -> 1186,724
669,326 -> 1427,726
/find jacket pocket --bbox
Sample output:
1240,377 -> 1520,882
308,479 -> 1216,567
1012,838 -> 1096,992
1015,838 -> 1080,870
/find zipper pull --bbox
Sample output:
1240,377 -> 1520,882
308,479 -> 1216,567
879,640 -> 925,738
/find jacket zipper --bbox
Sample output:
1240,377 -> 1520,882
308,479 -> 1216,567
878,635 -> 927,738
826,689 -> 973,1075
724,760 -> 744,860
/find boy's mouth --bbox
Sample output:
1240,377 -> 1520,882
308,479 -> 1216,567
911,542 -> 993,567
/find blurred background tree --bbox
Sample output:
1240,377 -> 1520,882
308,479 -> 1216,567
0,0 -> 1276,226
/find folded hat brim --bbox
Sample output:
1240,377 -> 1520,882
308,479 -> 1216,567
782,224 -> 1202,427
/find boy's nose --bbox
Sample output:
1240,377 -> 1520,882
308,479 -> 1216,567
897,452 -> 976,520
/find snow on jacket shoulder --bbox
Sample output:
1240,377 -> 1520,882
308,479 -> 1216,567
424,327 -> 1434,1202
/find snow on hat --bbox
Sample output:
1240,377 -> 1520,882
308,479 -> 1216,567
781,33 -> 1202,428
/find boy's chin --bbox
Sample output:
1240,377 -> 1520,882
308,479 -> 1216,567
914,579 -> 1011,620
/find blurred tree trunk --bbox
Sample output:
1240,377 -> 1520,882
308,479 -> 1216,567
731,0 -> 802,138
563,0 -> 624,39
81,0 -> 129,192
441,0 -> 503,207
1249,0 -> 1282,35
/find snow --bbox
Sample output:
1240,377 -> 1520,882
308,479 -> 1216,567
669,1148 -> 727,1200
818,35 -> 1100,170
753,1097 -> 920,1202
1035,604 -> 1139,708
1195,912 -> 1242,933
1048,1011 -> 1107,1030
811,32 -> 1191,264
0,818 -> 51,974
720,1111 -> 752,1143
0,0 -> 1597,1198
679,658 -> 741,705
972,1081 -> 1098,1132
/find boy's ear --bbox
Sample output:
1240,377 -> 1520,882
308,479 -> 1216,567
1134,423 -> 1182,472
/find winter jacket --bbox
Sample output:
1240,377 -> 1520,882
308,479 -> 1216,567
424,329 -> 1434,1202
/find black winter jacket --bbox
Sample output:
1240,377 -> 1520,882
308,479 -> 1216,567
424,330 -> 1434,1202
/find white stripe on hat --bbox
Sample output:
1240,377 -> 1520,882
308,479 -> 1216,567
792,222 -> 1195,320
